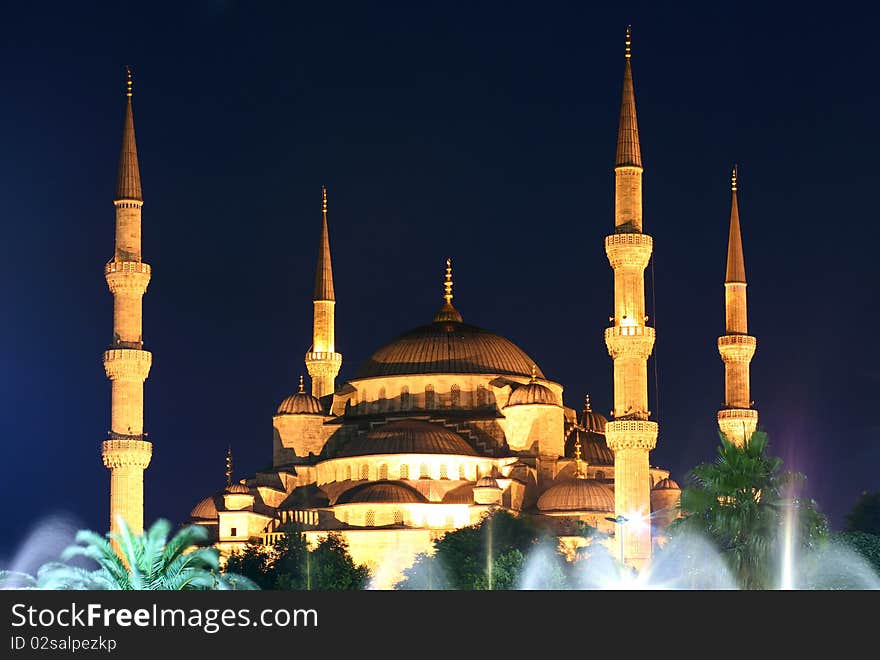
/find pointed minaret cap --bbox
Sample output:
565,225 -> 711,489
115,66 -> 143,201
725,165 -> 747,284
314,185 -> 336,301
434,257 -> 463,322
225,446 -> 233,488
615,26 -> 642,168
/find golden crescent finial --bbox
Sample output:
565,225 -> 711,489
125,65 -> 133,99
574,435 -> 586,478
444,258 -> 453,305
584,393 -> 592,411
731,164 -> 738,192
530,364 -> 538,382
298,374 -> 305,394
625,25 -> 632,60
322,185 -> 327,216
225,445 -> 233,487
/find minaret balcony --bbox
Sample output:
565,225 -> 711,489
605,325 -> 655,359
605,233 -> 653,269
605,419 -> 658,451
102,437 -> 152,469
103,348 -> 152,382
305,351 -> 343,367
105,260 -> 151,295
717,334 -> 756,362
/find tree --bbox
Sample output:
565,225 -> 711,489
308,533 -> 370,590
2,518 -> 257,590
845,491 -> 880,535
224,541 -> 274,589
670,431 -> 827,589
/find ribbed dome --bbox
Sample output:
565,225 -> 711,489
277,376 -> 323,415
653,477 -> 681,491
579,395 -> 607,434
337,480 -> 428,504
336,420 -> 478,457
537,479 -> 615,512
355,320 -> 543,379
507,381 -> 557,407
225,483 -> 251,494
442,482 -> 475,504
565,428 -> 614,466
190,494 -> 222,520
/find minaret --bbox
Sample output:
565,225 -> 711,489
101,67 -> 153,536
717,166 -> 758,446
305,186 -> 342,398
603,27 -> 658,568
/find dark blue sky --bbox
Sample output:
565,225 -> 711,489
1,1 -> 877,558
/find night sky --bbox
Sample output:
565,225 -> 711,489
2,2 -> 878,559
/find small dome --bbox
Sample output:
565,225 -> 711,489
441,482 -> 475,504
565,428 -> 614,466
277,376 -> 323,415
579,394 -> 607,434
653,477 -> 681,491
507,381 -> 557,407
337,480 -> 428,504
537,479 -> 614,513
225,482 -> 250,494
336,420 -> 478,457
190,494 -> 222,520
475,476 -> 500,489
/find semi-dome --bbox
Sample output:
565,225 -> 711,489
336,480 -> 428,504
225,482 -> 251,494
475,476 -> 500,489
653,477 -> 680,491
537,479 -> 615,513
336,419 -> 478,457
277,376 -> 323,415
565,428 -> 614,465
190,493 -> 222,520
507,379 -> 557,407
355,320 -> 543,379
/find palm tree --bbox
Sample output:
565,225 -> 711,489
2,518 -> 257,590
670,431 -> 826,589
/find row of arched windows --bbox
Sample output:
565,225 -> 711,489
349,384 -> 492,414
336,462 -> 489,482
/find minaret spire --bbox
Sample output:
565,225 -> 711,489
305,186 -> 343,398
102,66 -> 153,538
433,257 -> 463,322
718,166 -> 758,446
604,26 -> 657,568
225,446 -> 233,488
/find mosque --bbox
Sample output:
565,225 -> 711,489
99,29 -> 759,588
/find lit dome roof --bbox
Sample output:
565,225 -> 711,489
653,477 -> 681,491
190,494 -> 222,520
225,483 -> 250,494
355,319 -> 543,379
475,476 -> 500,489
277,376 -> 323,415
579,395 -> 607,434
507,379 -> 557,407
537,479 -> 614,513
564,428 -> 614,466
336,480 -> 428,504
336,419 -> 478,457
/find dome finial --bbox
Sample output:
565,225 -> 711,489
225,445 -> 233,488
125,65 -> 133,98
574,435 -> 587,479
584,393 -> 592,412
624,25 -> 632,60
322,184 -> 328,217
298,374 -> 305,394
444,257 -> 453,305
731,164 -> 738,192
530,364 -> 538,383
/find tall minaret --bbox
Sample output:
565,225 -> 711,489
101,67 -> 153,535
717,166 -> 758,446
603,26 -> 658,568
305,186 -> 342,398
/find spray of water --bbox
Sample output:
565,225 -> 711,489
0,515 -> 82,588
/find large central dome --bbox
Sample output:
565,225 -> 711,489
355,318 -> 544,379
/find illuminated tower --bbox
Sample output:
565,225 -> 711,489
717,166 -> 758,446
101,67 -> 153,535
603,27 -> 658,568
305,186 -> 342,398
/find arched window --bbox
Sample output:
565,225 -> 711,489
400,463 -> 410,480
459,464 -> 467,480
378,463 -> 388,480
595,470 -> 605,481
425,384 -> 435,409
476,385 -> 488,406
400,386 -> 410,410
420,463 -> 430,479
445,515 -> 454,529
439,464 -> 448,479
365,510 -> 375,527
378,387 -> 387,412
360,464 -> 369,480
450,384 -> 461,408
345,465 -> 352,481
393,510 -> 403,525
